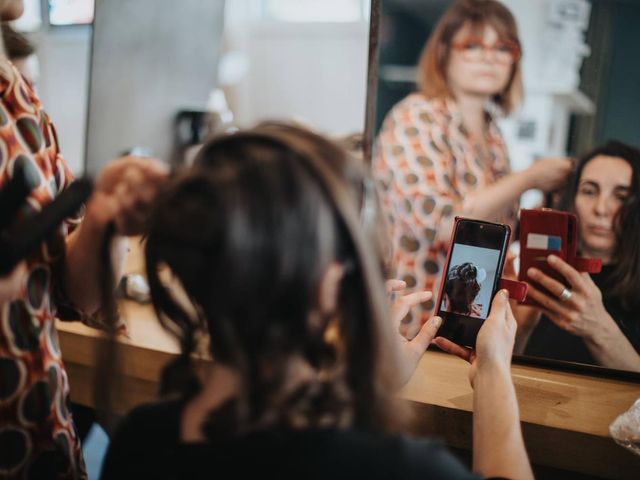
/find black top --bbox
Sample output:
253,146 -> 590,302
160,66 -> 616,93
525,265 -> 640,365
100,398 -> 481,480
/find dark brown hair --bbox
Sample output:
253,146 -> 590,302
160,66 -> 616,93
144,124 -> 406,435
444,262 -> 481,314
417,0 -> 523,114
559,140 -> 640,311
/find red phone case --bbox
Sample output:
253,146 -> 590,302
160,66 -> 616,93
518,209 -> 602,306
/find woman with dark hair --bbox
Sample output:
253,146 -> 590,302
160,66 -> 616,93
443,262 -> 483,317
516,141 -> 640,371
374,0 -> 571,324
101,125 -> 533,479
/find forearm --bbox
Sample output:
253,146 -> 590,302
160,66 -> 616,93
462,170 -> 532,220
472,364 -> 533,480
585,320 -> 640,372
63,216 -> 128,315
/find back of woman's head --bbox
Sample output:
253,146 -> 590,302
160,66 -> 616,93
145,124 -> 404,434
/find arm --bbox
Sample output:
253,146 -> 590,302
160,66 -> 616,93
435,291 -> 534,479
63,207 -> 128,315
63,157 -> 167,315
526,255 -> 640,371
472,361 -> 531,478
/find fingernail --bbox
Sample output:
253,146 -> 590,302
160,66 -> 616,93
500,289 -> 509,299
527,267 -> 538,276
548,255 -> 557,263
432,316 -> 442,327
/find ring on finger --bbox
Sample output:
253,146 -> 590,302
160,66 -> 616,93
558,287 -> 573,302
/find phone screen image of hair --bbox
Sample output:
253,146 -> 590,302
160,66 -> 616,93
441,244 -> 501,320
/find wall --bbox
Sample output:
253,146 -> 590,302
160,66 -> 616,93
32,26 -> 92,175
223,1 -> 370,135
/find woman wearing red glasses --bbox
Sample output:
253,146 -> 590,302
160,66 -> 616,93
374,0 -> 572,326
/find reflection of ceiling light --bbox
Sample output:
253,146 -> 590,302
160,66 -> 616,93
218,52 -> 250,86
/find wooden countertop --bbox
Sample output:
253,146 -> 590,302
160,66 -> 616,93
57,302 -> 640,478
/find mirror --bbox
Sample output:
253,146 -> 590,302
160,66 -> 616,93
20,0 -> 372,175
370,0 -> 640,376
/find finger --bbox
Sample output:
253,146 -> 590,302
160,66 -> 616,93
433,337 -> 473,363
410,316 -> 442,351
526,285 -> 571,316
386,279 -> 406,293
526,267 -> 578,305
546,255 -> 586,291
485,289 -> 509,326
400,291 -> 432,309
543,310 -> 572,333
402,314 -> 426,341
504,302 -> 518,337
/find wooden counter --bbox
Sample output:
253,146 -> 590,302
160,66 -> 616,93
58,301 -> 640,479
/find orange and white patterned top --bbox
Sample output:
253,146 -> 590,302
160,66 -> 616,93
0,60 -> 87,479
374,93 -> 515,322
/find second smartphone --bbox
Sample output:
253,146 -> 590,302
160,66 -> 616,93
434,217 -> 511,348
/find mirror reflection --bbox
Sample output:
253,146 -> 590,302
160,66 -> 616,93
372,0 -> 640,373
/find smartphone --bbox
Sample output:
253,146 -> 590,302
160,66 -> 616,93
435,217 -> 511,348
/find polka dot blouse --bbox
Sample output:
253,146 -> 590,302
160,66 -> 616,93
0,60 -> 87,479
374,93 -> 515,323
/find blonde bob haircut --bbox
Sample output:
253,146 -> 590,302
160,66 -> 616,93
417,0 -> 523,115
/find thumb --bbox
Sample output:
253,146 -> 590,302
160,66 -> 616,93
487,289 -> 509,323
411,316 -> 442,351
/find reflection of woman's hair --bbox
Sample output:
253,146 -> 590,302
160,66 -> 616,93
558,140 -> 640,311
416,0 -> 523,114
445,262 -> 481,315
144,124 -> 407,436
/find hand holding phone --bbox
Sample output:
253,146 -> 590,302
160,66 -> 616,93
518,209 -> 601,307
435,218 -> 511,348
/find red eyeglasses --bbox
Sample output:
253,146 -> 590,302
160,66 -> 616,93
451,37 -> 521,65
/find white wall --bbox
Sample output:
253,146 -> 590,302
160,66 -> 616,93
32,26 -> 92,176
223,1 -> 370,135
241,22 -> 369,135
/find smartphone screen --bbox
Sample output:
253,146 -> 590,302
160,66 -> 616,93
435,218 -> 510,348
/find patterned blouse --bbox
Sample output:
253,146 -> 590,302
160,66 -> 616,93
374,93 -> 515,323
0,61 -> 87,479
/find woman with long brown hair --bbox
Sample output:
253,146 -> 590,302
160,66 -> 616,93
516,141 -> 640,371
374,0 -> 571,325
101,124 -> 533,479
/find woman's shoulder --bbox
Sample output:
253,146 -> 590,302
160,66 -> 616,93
285,429 -> 480,479
106,398 -> 184,456
100,398 -> 185,478
118,397 -> 184,436
388,93 -> 450,122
